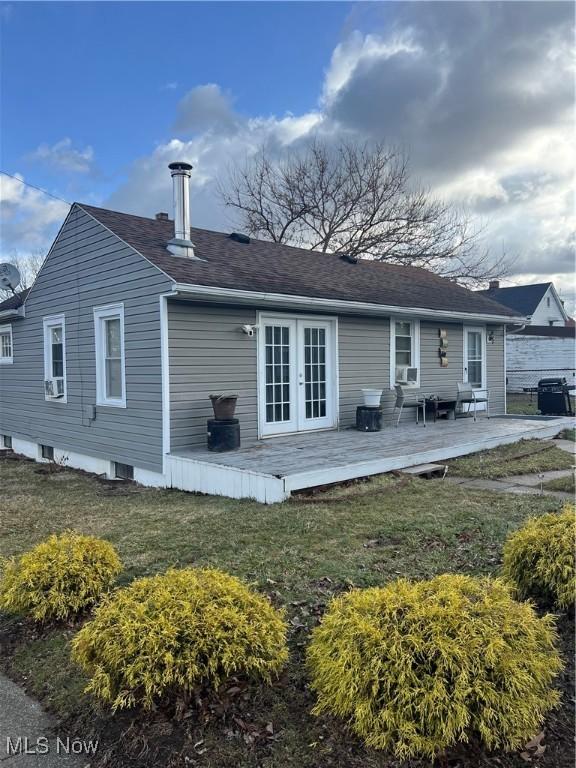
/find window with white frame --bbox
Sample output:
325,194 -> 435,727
43,315 -> 66,400
94,303 -> 126,407
390,318 -> 420,387
0,325 -> 13,363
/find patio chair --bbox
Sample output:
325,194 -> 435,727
393,384 -> 426,427
456,382 -> 490,422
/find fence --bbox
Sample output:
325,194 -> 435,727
506,368 -> 576,393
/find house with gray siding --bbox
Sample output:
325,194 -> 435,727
0,162 -> 527,501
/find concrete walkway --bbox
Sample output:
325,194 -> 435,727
554,438 -> 576,455
0,672 -> 90,766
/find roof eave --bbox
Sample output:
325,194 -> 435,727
170,282 -> 524,323
0,306 -> 25,320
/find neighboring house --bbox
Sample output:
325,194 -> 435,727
479,280 -> 569,326
504,325 -> 576,393
0,162 -> 520,494
478,281 -> 574,391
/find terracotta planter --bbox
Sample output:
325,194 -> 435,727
209,394 -> 239,420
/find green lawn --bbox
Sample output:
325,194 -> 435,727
542,473 -> 575,495
506,393 -> 538,415
0,454 -> 572,768
447,438 -> 574,479
506,393 -> 576,418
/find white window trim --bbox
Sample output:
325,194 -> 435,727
0,324 -> 13,364
389,317 -> 420,388
94,303 -> 126,408
43,314 -> 67,402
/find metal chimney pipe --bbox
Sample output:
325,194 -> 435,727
167,161 -> 197,258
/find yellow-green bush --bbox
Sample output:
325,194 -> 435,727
71,567 -> 288,710
503,505 -> 575,610
0,531 -> 122,622
307,574 -> 562,759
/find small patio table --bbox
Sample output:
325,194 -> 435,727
423,396 -> 458,423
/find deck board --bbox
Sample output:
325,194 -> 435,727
167,415 -> 573,502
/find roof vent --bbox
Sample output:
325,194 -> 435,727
489,280 -> 500,290
339,253 -> 358,264
155,212 -> 169,221
229,232 -> 250,244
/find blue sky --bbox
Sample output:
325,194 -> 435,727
1,2 -> 574,309
3,2 -> 351,194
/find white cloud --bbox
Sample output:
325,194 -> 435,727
0,173 -> 70,257
5,3 -> 574,307
29,137 -> 94,173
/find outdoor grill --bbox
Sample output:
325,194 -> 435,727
537,377 -> 574,416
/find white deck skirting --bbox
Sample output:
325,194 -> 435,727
167,416 -> 573,504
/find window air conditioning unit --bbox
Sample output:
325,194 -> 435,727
396,366 -> 418,385
45,378 -> 64,398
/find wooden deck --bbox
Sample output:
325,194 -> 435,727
167,415 -> 573,504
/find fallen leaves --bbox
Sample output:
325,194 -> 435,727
520,731 -> 546,762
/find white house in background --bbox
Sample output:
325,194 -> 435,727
479,280 -> 569,326
478,281 -> 575,392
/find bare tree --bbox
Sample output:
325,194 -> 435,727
0,251 -> 45,301
219,140 -> 511,287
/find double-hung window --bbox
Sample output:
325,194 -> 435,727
94,303 -> 126,407
0,325 -> 13,364
43,315 -> 66,400
390,318 -> 420,387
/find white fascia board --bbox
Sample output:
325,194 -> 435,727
170,282 -> 525,324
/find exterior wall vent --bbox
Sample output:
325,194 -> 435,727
113,461 -> 134,480
41,444 -> 54,460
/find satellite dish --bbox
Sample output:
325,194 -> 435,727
0,263 -> 21,293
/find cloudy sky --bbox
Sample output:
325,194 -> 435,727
1,1 -> 574,311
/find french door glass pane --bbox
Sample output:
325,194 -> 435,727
304,326 -> 327,420
265,324 -> 291,423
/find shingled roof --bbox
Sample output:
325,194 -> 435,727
478,283 -> 552,316
79,204 -> 519,319
0,288 -> 30,313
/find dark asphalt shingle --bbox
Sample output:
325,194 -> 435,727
0,288 -> 30,312
79,204 -> 519,318
478,283 -> 552,316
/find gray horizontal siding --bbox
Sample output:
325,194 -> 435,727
168,301 -> 259,451
338,315 -> 389,426
167,304 -> 507,447
487,324 -> 506,413
0,205 -> 172,472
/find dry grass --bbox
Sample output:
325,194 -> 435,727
446,439 -> 574,479
0,454 -> 572,768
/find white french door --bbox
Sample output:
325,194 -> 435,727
463,326 -> 487,410
258,315 -> 337,437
